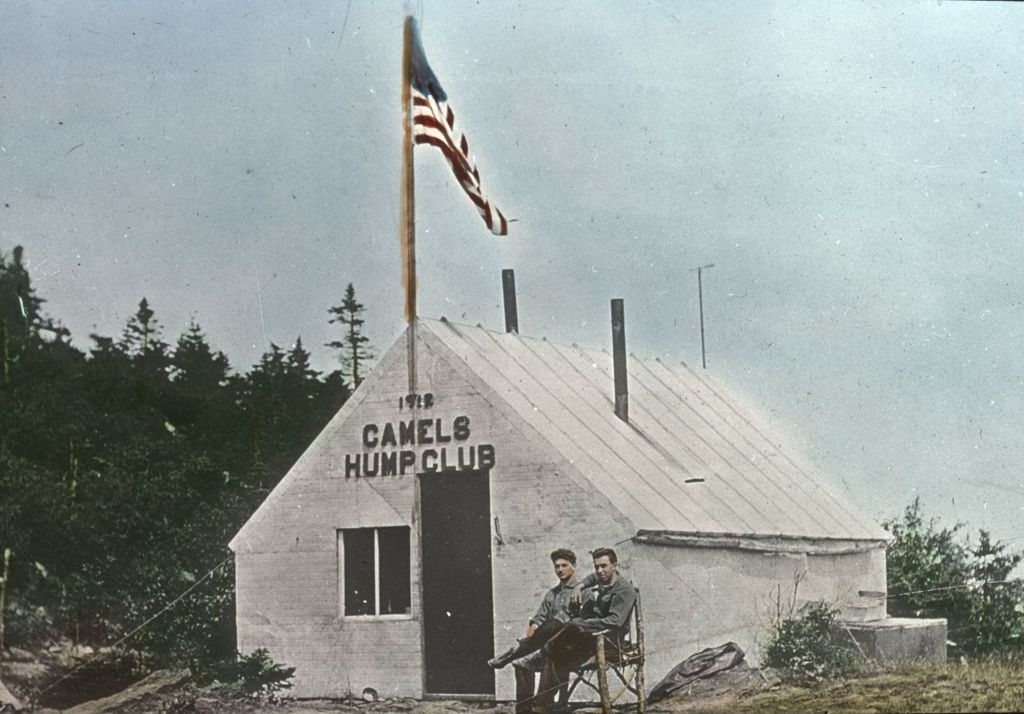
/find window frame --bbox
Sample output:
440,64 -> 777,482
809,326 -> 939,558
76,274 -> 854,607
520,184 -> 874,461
338,526 -> 413,621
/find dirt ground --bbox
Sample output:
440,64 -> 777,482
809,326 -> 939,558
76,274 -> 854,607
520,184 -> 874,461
140,659 -> 1024,714
243,660 -> 1024,714
42,666 -> 766,713
8,654 -> 1024,713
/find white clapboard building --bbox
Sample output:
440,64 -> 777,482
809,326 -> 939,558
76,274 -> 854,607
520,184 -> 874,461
229,314 -> 890,701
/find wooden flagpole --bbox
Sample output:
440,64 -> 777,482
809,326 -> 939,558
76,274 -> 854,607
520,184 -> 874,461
401,16 -> 417,393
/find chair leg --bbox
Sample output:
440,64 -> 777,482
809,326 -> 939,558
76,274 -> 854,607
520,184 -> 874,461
636,662 -> 646,713
596,637 -> 611,714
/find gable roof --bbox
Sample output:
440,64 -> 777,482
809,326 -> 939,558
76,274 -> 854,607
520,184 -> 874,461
419,317 -> 885,541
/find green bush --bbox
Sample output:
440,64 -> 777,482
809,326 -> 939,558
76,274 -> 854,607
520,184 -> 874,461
209,648 -> 295,699
885,499 -> 1024,657
763,600 -> 859,681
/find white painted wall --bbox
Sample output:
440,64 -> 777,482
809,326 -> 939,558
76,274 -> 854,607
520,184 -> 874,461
630,542 -> 887,691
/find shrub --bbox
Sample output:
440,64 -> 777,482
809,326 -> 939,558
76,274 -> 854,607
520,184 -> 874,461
763,600 -> 859,681
885,499 -> 1024,657
209,648 -> 295,699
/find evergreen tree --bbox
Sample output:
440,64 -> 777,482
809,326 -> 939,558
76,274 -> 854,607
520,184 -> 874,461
243,343 -> 294,490
119,297 -> 170,384
286,337 -> 319,396
285,336 -> 344,447
167,320 -> 236,446
0,245 -> 43,385
242,338 -> 344,492
171,320 -> 230,394
326,283 -> 372,389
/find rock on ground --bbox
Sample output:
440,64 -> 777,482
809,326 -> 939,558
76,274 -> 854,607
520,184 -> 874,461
0,677 -> 24,711
63,669 -> 190,714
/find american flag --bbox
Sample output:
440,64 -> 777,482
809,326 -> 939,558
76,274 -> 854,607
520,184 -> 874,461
408,20 -> 509,236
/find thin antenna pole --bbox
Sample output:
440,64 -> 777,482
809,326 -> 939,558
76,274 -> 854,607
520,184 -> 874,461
401,17 -> 417,392
692,263 -> 714,369
698,268 -> 706,369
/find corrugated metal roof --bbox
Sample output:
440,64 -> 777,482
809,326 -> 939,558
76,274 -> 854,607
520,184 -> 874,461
422,317 -> 886,541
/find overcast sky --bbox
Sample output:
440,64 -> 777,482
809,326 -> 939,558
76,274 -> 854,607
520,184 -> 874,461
2,1 -> 1022,548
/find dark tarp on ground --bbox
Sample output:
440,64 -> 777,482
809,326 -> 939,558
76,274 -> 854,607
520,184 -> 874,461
648,641 -> 746,703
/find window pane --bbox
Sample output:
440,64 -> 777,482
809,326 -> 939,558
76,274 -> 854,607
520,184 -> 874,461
343,528 -> 375,616
378,526 -> 411,615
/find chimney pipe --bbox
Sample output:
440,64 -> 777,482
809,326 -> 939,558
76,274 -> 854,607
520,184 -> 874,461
502,268 -> 519,334
611,298 -> 628,422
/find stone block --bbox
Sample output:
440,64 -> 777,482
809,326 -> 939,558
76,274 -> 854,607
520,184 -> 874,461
836,617 -> 946,664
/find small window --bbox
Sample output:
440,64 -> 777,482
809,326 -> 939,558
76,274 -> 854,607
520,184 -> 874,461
340,527 -> 411,617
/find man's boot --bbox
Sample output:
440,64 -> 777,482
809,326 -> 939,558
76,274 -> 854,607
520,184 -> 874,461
487,643 -> 521,670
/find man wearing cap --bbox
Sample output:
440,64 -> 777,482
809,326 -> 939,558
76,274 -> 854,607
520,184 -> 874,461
488,548 -> 580,713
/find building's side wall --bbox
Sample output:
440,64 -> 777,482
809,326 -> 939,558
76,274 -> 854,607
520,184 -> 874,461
804,547 -> 888,621
235,336 -> 423,698
235,330 -> 636,699
633,543 -> 887,685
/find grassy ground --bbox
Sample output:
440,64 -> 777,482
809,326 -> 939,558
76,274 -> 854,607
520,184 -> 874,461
182,659 -> 1024,713
22,657 -> 1024,713
659,659 -> 1024,713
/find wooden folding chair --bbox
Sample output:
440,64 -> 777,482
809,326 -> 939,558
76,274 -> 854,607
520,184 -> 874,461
564,588 -> 646,713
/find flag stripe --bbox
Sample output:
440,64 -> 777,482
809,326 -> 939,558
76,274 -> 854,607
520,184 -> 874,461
413,95 -> 474,180
414,136 -> 485,203
415,134 -> 506,233
408,25 -> 509,236
413,117 -> 481,191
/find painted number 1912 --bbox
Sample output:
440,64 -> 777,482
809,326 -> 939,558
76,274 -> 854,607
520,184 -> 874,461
399,392 -> 434,410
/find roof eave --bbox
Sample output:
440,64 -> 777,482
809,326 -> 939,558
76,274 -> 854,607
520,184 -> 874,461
634,529 -> 889,556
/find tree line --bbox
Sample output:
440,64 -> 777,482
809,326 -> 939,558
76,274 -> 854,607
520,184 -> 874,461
0,245 -> 369,671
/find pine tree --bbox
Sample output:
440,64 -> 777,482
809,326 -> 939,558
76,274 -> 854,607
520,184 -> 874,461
326,283 -> 373,389
171,320 -> 230,394
286,337 -> 319,394
120,298 -> 167,361
119,298 -> 170,387
0,246 -> 43,385
244,343 -> 291,491
165,320 -> 234,439
243,338 -> 342,491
